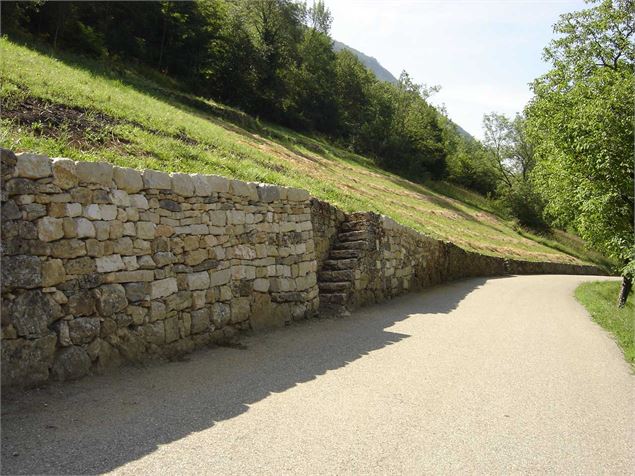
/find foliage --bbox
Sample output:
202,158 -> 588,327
1,0 -> 475,186
575,281 -> 634,366
525,0 -> 634,276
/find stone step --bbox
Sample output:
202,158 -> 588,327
340,221 -> 367,232
323,258 -> 358,270
318,269 -> 354,282
333,240 -> 368,251
338,230 -> 369,242
319,292 -> 348,304
329,249 -> 361,259
318,281 -> 351,292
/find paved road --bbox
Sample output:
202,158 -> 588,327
2,275 -> 633,475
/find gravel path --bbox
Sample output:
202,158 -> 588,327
2,275 -> 633,475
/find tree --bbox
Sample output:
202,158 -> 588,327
525,0 -> 634,305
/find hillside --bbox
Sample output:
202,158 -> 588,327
0,39 -> 608,267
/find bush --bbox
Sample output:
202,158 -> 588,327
497,181 -> 548,231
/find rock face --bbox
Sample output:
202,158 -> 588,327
0,148 -> 604,388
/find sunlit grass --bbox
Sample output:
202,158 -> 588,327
576,281 -> 634,367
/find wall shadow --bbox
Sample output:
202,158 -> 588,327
1,277 -> 490,475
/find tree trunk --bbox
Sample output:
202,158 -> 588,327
617,275 -> 632,308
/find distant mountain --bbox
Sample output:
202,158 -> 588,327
452,122 -> 476,142
333,40 -> 477,143
333,40 -> 398,84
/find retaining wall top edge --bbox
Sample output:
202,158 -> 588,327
6,150 -> 310,202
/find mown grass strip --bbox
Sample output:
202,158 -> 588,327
575,281 -> 634,367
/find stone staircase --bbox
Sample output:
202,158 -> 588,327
317,214 -> 370,316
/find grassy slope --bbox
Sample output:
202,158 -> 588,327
0,39 -> 608,266
575,282 -> 634,367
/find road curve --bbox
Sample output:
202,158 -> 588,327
2,275 -> 633,475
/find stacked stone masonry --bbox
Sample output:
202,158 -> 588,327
1,149 -> 605,387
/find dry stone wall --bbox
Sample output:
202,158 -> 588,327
1,149 -> 318,387
314,207 -> 605,314
1,149 -> 606,388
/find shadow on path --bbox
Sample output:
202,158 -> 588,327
1,278 -> 489,475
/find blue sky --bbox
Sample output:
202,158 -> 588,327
324,0 -> 587,139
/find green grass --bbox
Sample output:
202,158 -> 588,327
0,37 -> 609,267
575,281 -> 634,367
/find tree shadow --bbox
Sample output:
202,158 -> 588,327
0,277 -> 490,475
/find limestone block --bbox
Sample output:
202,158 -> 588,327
185,249 -> 207,267
37,216 -> 64,242
253,278 -> 270,292
51,158 -> 78,189
8,290 -> 62,338
219,285 -> 232,301
110,220 -> 124,239
95,284 -> 127,317
189,224 -> 209,235
186,272 -> 210,291
50,346 -> 92,381
142,169 -> 171,190
103,270 -> 154,283
83,204 -> 101,220
211,302 -> 231,328
149,301 -> 166,321
257,184 -> 280,203
151,277 -> 178,299
287,187 -> 310,202
69,317 -> 101,344
171,173 -> 195,197
144,321 -> 165,345
42,259 -> 66,287
124,282 -> 150,302
233,244 -> 256,259
191,174 -> 212,196
110,189 -> 130,207
231,265 -> 256,280
137,255 -> 155,269
67,291 -> 96,317
230,180 -> 258,200
206,175 -> 229,193
122,256 -> 139,271
94,222 -> 110,241
2,255 -> 42,289
123,222 -> 136,236
165,291 -> 192,311
136,221 -> 156,240
55,320 -> 72,346
15,153 -> 51,179
164,317 -> 179,343
227,210 -> 246,225
129,194 -> 149,210
208,210 -> 226,227
66,203 -> 82,217
209,268 -> 231,287
96,254 -> 125,273
113,166 -> 143,193
159,199 -> 181,212
190,308 -> 210,334
99,204 -> 117,221
76,161 -> 113,187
